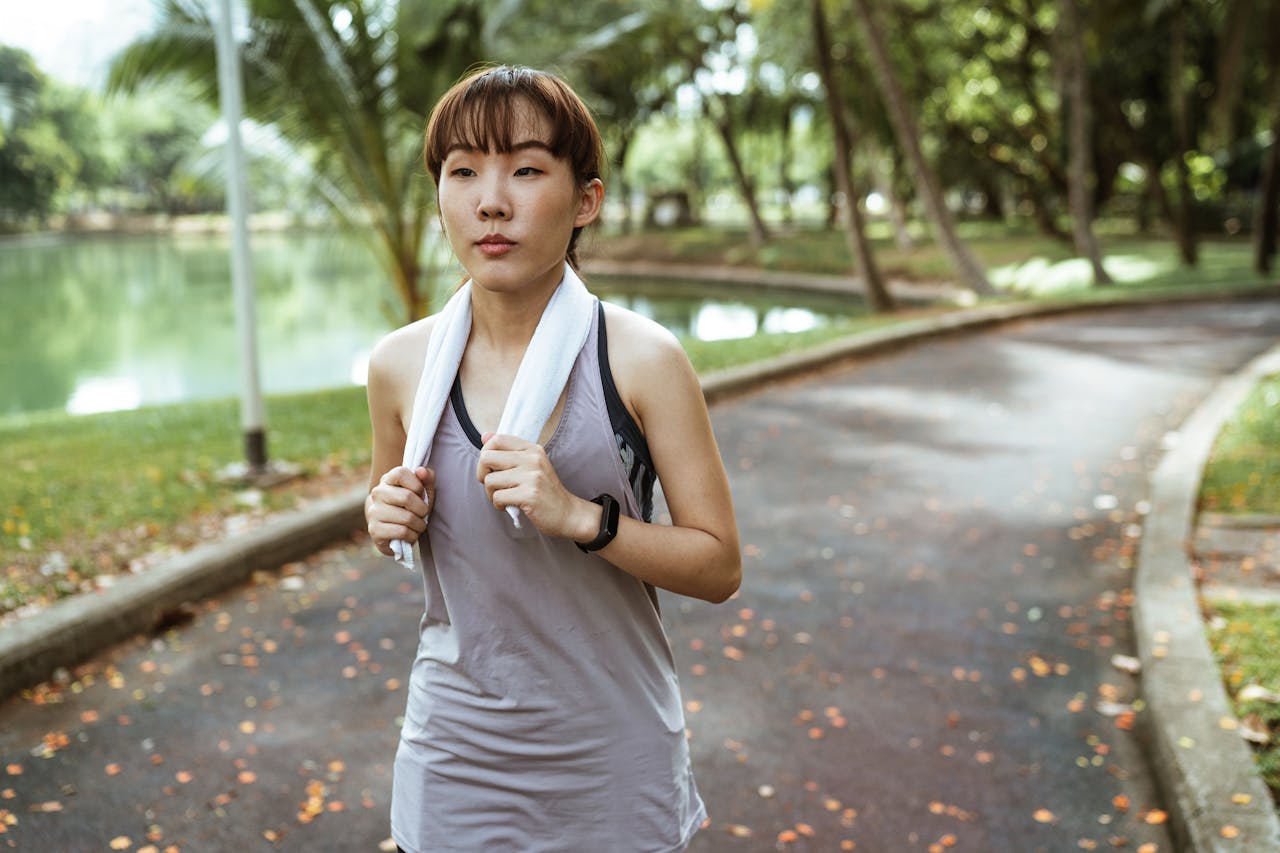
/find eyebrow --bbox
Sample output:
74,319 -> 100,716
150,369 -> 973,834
443,140 -> 555,157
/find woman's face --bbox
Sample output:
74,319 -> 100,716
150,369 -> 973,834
437,102 -> 601,297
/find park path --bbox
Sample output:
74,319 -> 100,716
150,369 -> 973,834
2,299 -> 1279,852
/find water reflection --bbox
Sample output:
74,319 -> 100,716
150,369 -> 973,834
0,232 -> 860,417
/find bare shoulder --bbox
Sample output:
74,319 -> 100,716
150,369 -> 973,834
367,315 -> 437,418
600,301 -> 699,430
600,301 -> 689,374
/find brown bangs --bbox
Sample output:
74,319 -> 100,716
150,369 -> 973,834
423,66 -> 603,188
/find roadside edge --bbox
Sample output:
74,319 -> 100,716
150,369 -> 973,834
1133,341 -> 1280,852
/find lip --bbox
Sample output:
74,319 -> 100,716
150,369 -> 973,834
476,234 -> 516,257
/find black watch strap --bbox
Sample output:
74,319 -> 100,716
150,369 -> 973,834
576,493 -> 620,553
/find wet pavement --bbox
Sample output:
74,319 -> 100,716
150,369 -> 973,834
3,300 -> 1279,852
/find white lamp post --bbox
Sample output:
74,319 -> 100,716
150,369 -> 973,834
212,0 -> 267,473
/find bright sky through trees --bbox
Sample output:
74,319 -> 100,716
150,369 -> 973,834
6,0 -> 155,87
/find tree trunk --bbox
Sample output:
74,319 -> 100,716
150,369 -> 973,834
1210,0 -> 1254,149
810,0 -> 895,312
615,131 -> 634,234
777,100 -> 796,228
1254,70 -> 1280,275
705,96 -> 770,247
876,148 -> 915,248
848,0 -> 995,296
1060,0 -> 1112,285
1170,1 -> 1199,266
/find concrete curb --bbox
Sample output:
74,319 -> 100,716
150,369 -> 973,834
1,282 -> 1277,719
1133,340 -> 1280,853
0,487 -> 367,699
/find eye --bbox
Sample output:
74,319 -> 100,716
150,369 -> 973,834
449,167 -> 476,178
514,167 -> 543,177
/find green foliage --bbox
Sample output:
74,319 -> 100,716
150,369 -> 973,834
1206,599 -> 1280,797
1200,374 -> 1280,514
0,46 -> 100,227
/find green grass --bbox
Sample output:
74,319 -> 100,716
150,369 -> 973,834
1205,600 -> 1280,797
1200,375 -> 1280,514
0,386 -> 372,614
678,311 -> 942,374
590,223 -> 1277,299
1199,373 -> 1280,803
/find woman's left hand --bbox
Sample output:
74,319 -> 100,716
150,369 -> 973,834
476,433 -> 598,542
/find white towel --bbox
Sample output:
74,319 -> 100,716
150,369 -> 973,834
391,262 -> 596,569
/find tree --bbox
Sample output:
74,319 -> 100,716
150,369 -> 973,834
1059,0 -> 1112,284
1254,3 -> 1280,274
848,0 -> 995,296
109,0 -> 481,322
809,0 -> 893,311
0,47 -> 87,227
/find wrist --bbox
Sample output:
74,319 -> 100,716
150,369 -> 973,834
573,497 -> 604,544
575,493 -> 621,553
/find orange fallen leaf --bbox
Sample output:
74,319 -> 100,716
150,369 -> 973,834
105,763 -> 122,776
725,824 -> 753,837
796,823 -> 815,836
109,837 -> 132,850
1112,794 -> 1129,812
1220,825 -> 1241,839
1033,808 -> 1056,824
1144,809 -> 1168,825
3,766 -> 19,776
777,829 -> 799,843
29,801 -> 63,813
238,771 -> 257,784
80,710 -> 99,724
175,771 -> 193,784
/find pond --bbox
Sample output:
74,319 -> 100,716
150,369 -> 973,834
0,231 -> 863,417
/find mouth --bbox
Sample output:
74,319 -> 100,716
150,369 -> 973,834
476,234 -> 516,257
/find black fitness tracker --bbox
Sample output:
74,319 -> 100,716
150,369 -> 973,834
576,493 -> 620,553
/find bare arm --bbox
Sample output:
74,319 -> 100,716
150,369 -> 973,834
476,307 -> 741,603
364,321 -> 435,556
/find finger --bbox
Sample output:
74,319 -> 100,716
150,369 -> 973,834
371,506 -> 428,534
370,522 -> 418,546
480,433 -> 534,452
475,448 -> 525,484
381,465 -> 427,495
372,484 -> 430,518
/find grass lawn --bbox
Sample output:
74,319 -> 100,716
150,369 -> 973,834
1200,374 -> 1280,514
1205,600 -> 1280,799
1199,371 -> 1280,802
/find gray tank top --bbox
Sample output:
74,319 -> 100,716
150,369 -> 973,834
391,303 -> 705,852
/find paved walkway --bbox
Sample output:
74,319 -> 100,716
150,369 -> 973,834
3,300 -> 1278,852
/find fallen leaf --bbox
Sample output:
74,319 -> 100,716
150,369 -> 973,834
777,829 -> 799,843
1033,808 -> 1056,824
1238,684 -> 1280,703
1220,825 -> 1241,839
725,824 -> 754,838
1144,809 -> 1168,825
1110,655 -> 1141,674
109,837 -> 132,850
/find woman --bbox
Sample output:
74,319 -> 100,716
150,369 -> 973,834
364,65 -> 740,852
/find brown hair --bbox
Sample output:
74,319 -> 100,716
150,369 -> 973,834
423,66 -> 604,269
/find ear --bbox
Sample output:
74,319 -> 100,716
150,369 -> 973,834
573,178 -> 604,228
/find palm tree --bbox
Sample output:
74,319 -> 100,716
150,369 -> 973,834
848,0 -> 995,297
109,0 -> 477,323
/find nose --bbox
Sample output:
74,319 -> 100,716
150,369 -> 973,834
476,176 -> 510,220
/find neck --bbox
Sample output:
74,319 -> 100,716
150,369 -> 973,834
467,264 -> 565,354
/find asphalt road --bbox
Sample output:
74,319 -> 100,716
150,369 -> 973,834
3,299 -> 1278,852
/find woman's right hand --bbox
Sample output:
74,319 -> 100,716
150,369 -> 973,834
366,465 -> 435,556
